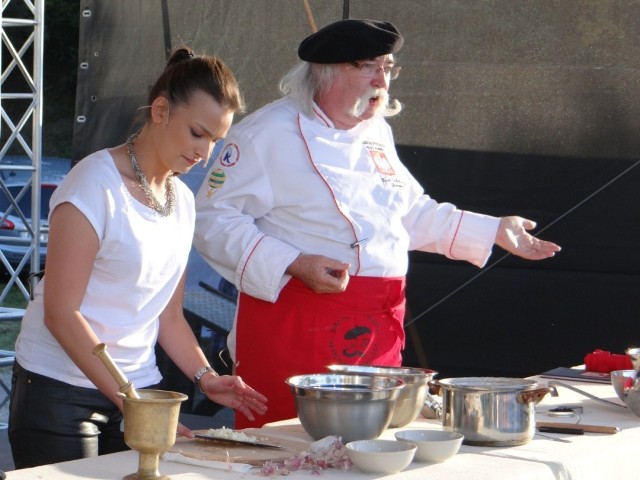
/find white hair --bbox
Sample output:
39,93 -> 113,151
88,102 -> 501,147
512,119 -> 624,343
279,62 -> 402,118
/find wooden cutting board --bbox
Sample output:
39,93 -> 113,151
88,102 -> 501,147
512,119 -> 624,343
168,428 -> 311,466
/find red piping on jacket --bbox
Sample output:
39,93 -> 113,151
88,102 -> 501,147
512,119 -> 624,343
239,233 -> 267,292
297,113 -> 361,275
448,211 -> 464,259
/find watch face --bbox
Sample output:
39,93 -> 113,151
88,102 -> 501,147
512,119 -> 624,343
195,366 -> 216,393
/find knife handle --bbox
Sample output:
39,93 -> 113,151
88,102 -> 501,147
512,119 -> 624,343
538,426 -> 584,435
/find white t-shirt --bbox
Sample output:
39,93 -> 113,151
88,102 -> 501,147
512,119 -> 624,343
16,149 -> 195,388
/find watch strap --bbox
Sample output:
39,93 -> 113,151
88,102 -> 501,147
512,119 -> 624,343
193,366 -> 217,393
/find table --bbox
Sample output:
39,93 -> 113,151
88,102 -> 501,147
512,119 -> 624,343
5,377 -> 640,479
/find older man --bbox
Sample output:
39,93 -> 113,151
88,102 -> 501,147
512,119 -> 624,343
194,19 -> 560,427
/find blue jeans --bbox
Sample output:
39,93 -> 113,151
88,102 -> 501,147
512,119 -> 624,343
8,361 -> 128,469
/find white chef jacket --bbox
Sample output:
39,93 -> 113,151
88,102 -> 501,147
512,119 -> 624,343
194,97 -> 500,304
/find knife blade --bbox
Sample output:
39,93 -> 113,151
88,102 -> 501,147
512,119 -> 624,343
536,421 -> 619,434
194,433 -> 286,449
546,380 -> 627,409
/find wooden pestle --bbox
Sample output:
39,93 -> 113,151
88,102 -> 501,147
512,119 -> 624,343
93,343 -> 140,399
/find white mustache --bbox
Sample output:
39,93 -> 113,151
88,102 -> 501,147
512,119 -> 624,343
352,88 -> 389,117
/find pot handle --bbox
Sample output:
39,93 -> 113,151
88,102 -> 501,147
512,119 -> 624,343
428,379 -> 442,396
518,386 -> 552,405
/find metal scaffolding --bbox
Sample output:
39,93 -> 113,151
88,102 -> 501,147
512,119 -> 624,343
0,0 -> 44,305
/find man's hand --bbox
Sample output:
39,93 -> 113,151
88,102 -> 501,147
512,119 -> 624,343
286,254 -> 350,293
495,216 -> 561,260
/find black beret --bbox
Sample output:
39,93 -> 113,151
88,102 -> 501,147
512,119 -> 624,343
298,19 -> 404,64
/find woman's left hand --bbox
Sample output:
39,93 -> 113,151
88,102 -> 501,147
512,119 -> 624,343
177,374 -> 268,438
495,216 -> 561,260
201,373 -> 268,421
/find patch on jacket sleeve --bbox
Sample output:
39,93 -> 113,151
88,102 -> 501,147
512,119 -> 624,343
220,143 -> 240,167
207,167 -> 226,197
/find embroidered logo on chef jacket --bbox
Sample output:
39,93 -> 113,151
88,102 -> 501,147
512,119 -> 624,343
206,168 -> 226,197
364,141 -> 395,176
219,143 -> 240,167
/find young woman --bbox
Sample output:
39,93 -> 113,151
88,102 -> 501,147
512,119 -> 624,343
8,47 -> 267,469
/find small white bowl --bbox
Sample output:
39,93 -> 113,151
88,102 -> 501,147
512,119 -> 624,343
394,429 -> 463,463
346,439 -> 416,474
611,369 -> 636,401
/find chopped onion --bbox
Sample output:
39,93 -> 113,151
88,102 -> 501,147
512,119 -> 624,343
259,436 -> 352,476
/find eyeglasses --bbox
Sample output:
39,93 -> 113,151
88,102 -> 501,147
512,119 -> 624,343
350,62 -> 402,80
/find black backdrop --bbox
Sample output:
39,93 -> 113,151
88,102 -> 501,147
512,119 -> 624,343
398,146 -> 640,377
72,0 -> 640,378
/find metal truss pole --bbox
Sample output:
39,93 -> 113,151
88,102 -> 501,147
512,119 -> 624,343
0,0 -> 44,303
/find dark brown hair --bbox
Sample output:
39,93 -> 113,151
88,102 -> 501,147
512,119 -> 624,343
147,46 -> 245,117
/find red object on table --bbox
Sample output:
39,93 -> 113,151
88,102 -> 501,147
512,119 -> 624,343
584,349 -> 633,373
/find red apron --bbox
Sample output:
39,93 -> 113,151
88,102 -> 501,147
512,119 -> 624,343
235,276 -> 406,428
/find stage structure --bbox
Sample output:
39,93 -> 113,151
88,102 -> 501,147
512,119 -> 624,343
0,0 -> 44,304
73,1 -> 640,378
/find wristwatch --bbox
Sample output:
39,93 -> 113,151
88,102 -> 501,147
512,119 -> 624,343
193,366 -> 217,393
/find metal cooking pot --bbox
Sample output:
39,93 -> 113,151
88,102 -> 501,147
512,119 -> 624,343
429,377 -> 553,447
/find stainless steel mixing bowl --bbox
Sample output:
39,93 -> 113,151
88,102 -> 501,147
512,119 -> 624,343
610,369 -> 636,402
326,364 -> 437,427
285,373 -> 404,443
624,387 -> 640,416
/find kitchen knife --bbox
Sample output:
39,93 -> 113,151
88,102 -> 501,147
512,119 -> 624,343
536,421 -> 619,434
194,433 -> 286,449
538,426 -> 584,435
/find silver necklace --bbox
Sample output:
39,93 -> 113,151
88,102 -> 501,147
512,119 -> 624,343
126,134 -> 175,216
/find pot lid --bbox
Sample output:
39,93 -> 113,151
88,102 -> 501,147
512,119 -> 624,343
438,377 -> 538,391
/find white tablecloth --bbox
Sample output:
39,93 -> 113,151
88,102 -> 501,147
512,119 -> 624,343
6,377 -> 640,480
